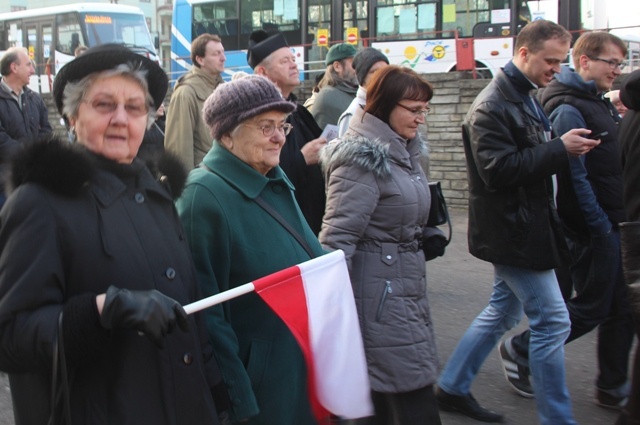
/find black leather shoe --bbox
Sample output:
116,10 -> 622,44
436,386 -> 504,423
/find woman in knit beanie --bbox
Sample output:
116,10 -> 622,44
176,75 -> 328,424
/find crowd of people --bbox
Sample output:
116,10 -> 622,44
0,18 -> 638,425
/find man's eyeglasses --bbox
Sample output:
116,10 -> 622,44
245,123 -> 293,137
396,103 -> 431,117
83,98 -> 149,117
588,57 -> 626,70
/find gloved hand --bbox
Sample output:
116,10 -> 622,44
99,286 -> 189,348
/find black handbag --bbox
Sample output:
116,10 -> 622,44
422,182 -> 452,261
427,181 -> 448,227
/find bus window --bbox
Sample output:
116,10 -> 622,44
82,12 -> 153,51
244,0 -> 301,44
56,13 -> 82,56
4,20 -> 23,49
193,1 -> 238,49
307,0 -> 331,70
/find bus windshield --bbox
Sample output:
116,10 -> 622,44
81,12 -> 154,54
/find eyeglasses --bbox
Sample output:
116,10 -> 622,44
396,103 -> 431,117
82,98 -> 149,117
244,123 -> 293,137
588,56 -> 626,70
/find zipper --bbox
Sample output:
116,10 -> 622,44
376,280 -> 392,321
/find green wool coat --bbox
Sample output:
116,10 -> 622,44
176,143 -> 325,425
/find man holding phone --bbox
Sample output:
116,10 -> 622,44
503,31 -> 634,410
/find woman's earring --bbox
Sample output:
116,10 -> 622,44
68,126 -> 77,143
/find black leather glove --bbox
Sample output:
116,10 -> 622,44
100,286 -> 189,348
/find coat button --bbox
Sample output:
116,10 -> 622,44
165,268 -> 176,280
134,193 -> 145,203
386,255 -> 392,260
182,353 -> 193,365
272,185 -> 284,194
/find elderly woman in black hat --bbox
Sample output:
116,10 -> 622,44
176,75 -> 326,424
0,44 -> 227,425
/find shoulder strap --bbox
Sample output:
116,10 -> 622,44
253,195 -> 316,258
199,164 -> 316,258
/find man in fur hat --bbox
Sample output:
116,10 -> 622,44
247,30 -> 327,235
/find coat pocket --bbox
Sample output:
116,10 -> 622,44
244,339 -> 272,397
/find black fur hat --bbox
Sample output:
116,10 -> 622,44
53,43 -> 168,116
247,30 -> 289,69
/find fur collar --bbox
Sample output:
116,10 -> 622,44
320,135 -> 391,178
320,130 -> 429,181
6,137 -> 188,199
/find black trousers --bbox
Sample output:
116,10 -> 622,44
346,385 -> 442,425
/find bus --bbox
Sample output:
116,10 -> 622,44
0,3 -> 158,93
170,0 -> 533,82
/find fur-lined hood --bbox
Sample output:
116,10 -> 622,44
6,137 -> 188,200
320,135 -> 392,178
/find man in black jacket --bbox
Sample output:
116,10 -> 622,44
0,47 -> 52,207
435,20 -> 599,425
618,68 -> 640,425
246,30 -> 327,235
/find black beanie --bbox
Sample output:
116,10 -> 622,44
352,47 -> 389,87
247,30 -> 289,69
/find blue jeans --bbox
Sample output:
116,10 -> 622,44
438,264 -> 576,425
512,229 -> 635,392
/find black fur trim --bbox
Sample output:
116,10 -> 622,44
145,153 -> 188,200
6,138 -> 94,197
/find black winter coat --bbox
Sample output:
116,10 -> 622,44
0,81 -> 52,194
462,68 -> 570,270
280,94 -> 325,235
621,70 -> 640,221
0,141 -> 224,425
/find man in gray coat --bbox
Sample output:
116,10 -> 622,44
309,43 -> 358,129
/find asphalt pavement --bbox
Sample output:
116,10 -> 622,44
0,208 -> 631,424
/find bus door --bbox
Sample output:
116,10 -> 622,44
24,19 -> 54,93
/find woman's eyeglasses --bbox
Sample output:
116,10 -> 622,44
396,103 -> 431,117
83,98 -> 149,117
245,123 -> 293,137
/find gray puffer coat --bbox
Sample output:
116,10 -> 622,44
318,108 -> 439,393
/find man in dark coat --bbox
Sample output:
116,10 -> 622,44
617,69 -> 640,425
0,47 -> 52,207
247,30 -> 327,235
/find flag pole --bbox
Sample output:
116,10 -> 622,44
184,282 -> 255,315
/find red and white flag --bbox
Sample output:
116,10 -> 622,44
183,250 -> 373,421
252,249 -> 373,421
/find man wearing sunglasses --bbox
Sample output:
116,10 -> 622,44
505,31 -> 634,411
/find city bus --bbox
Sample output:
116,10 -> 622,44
0,3 -> 158,93
170,0 -> 534,82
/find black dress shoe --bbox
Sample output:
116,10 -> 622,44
435,387 -> 504,423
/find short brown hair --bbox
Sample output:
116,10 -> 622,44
191,34 -> 222,67
364,65 -> 433,124
572,31 -> 627,66
515,20 -> 572,53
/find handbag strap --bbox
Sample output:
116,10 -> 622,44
199,164 -> 316,258
253,195 -> 316,258
49,311 -> 72,425
442,198 -> 452,247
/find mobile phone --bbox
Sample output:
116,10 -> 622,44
590,131 -> 609,139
